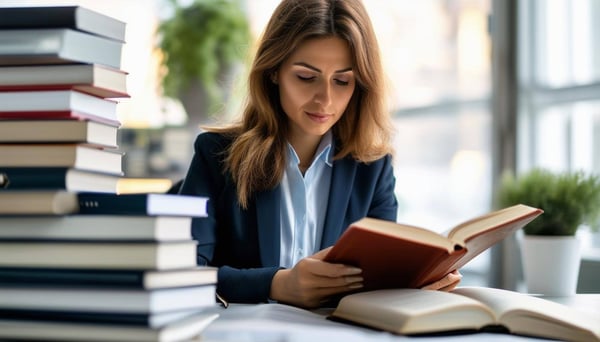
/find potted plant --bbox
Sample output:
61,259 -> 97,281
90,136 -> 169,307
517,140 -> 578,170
496,168 -> 600,295
156,0 -> 250,127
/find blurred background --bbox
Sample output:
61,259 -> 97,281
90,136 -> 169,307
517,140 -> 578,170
3,0 -> 599,291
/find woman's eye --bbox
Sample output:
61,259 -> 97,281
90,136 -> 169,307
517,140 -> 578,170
335,79 -> 350,86
297,75 -> 315,82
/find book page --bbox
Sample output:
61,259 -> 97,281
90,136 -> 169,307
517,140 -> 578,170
331,289 -> 497,335
440,205 -> 542,273
446,204 -> 541,243
453,287 -> 600,341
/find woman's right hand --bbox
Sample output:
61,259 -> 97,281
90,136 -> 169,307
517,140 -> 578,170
269,247 -> 363,308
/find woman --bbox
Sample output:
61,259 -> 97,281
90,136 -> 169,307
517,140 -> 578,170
179,0 -> 461,308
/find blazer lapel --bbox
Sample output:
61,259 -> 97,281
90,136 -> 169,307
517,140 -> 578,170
256,186 -> 281,267
321,157 -> 356,248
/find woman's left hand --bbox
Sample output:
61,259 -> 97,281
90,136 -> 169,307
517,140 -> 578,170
420,270 -> 462,292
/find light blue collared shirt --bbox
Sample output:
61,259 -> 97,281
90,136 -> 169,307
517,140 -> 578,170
279,131 -> 333,268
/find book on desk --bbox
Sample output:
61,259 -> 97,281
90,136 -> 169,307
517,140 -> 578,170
0,64 -> 129,98
0,5 -> 127,42
0,167 -> 174,194
329,286 -> 600,341
0,28 -> 123,68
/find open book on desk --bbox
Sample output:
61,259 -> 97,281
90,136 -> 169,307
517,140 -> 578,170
330,286 -> 600,341
324,204 -> 542,290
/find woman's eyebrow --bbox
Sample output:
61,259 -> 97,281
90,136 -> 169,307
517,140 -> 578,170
293,62 -> 353,74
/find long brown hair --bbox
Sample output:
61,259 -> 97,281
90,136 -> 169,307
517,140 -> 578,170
210,0 -> 394,208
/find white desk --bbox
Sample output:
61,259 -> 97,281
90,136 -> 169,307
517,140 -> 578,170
198,294 -> 600,342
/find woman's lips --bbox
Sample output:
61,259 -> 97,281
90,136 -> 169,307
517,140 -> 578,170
306,112 -> 331,123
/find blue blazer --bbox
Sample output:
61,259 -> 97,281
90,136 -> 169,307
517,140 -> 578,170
179,132 -> 398,303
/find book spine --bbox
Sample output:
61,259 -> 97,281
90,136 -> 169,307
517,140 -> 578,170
0,111 -> 120,126
0,268 -> 145,288
0,85 -> 129,99
78,194 -> 147,215
0,309 -> 153,326
0,8 -> 77,29
0,168 -> 68,190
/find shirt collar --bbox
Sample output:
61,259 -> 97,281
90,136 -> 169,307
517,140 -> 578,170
287,131 -> 333,168
315,130 -> 333,167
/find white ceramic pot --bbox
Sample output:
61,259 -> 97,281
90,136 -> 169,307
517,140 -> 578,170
520,235 -> 581,296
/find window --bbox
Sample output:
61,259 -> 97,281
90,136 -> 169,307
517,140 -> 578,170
518,0 -> 600,174
517,0 -> 600,289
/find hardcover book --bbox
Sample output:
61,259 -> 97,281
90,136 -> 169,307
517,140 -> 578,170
0,28 -> 123,68
0,190 -> 79,215
0,6 -> 126,42
0,191 -> 206,216
0,267 -> 217,290
0,110 -> 120,126
0,215 -> 192,241
330,286 -> 600,341
0,89 -> 118,124
0,285 -> 216,313
324,204 -> 543,290
0,308 -> 215,329
0,241 -> 198,270
0,168 -> 123,193
0,64 -> 129,98
0,145 -> 123,175
77,192 -> 209,217
0,120 -> 119,147
0,168 -> 172,194
0,313 -> 219,342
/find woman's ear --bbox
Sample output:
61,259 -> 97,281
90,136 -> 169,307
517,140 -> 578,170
271,71 -> 278,84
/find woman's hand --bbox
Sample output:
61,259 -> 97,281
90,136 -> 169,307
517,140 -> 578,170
269,247 -> 363,308
420,270 -> 462,292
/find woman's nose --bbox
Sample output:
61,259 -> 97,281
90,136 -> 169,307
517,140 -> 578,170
313,81 -> 332,107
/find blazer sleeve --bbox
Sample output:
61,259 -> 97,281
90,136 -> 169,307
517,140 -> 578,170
178,133 -> 224,266
367,153 -> 398,222
178,132 -> 279,303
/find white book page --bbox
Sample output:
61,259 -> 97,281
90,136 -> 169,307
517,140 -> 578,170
452,287 -> 599,335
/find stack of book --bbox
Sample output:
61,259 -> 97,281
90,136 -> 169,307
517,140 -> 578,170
0,6 -> 175,196
0,6 -> 218,341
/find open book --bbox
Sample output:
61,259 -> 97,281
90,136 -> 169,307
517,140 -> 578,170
330,287 -> 600,341
324,204 -> 542,290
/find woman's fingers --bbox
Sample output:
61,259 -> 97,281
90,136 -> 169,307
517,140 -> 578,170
270,251 -> 366,308
421,270 -> 462,291
310,246 -> 333,260
298,257 -> 363,288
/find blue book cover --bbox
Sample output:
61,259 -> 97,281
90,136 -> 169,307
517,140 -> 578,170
77,192 -> 208,217
0,167 -> 119,193
0,308 -> 210,327
0,267 -> 217,289
0,6 -> 126,42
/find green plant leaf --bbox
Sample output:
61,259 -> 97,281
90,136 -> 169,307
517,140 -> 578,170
495,168 -> 600,236
157,0 -> 250,105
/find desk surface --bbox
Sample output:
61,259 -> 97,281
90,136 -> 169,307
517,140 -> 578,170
198,294 -> 600,342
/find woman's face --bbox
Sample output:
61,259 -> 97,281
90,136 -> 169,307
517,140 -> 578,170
276,36 -> 356,141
